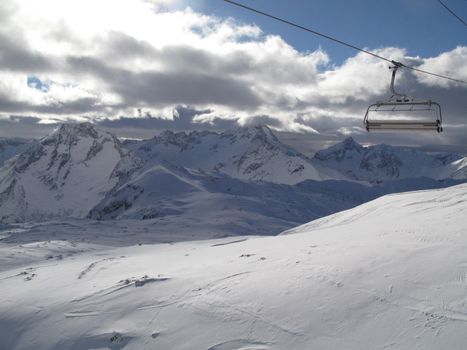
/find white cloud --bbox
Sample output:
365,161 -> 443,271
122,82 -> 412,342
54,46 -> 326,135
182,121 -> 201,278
0,0 -> 465,143
317,48 -> 406,101
414,46 -> 467,88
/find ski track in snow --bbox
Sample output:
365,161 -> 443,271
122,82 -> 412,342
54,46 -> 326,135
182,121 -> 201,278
211,238 -> 249,247
207,339 -> 270,350
78,257 -> 119,279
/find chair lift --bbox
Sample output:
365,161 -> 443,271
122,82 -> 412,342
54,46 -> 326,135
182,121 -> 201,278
364,61 -> 443,133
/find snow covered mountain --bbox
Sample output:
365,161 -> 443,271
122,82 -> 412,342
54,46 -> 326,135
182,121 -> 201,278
89,136 -> 380,230
0,123 -> 360,226
127,125 -> 342,185
87,124 -> 378,229
314,137 -> 467,182
0,137 -> 31,167
1,183 -> 466,349
0,123 -> 138,222
0,123 -> 464,226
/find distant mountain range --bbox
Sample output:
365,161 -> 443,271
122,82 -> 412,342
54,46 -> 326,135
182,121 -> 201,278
124,125 -> 345,185
0,123 -> 465,228
313,136 -> 467,182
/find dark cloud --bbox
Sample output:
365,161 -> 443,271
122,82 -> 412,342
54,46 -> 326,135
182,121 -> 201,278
103,31 -> 157,58
0,115 -> 56,139
242,115 -> 283,128
0,92 -> 108,115
32,97 -> 108,115
66,56 -> 112,78
8,115 -> 42,124
67,55 -> 262,109
156,45 -> 315,84
99,35 -> 317,85
0,93 -> 25,113
0,32 -> 53,73
99,34 -> 252,76
96,105 -> 239,138
116,70 -> 262,108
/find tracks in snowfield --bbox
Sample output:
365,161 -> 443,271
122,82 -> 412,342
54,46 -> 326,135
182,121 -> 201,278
77,256 -> 123,279
207,339 -> 271,350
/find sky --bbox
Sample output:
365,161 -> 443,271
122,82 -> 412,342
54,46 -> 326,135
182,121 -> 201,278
0,0 -> 466,153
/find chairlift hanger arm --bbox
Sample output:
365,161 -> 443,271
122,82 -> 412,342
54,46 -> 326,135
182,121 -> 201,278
389,63 -> 404,98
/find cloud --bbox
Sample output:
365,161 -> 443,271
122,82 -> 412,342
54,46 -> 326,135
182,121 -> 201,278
96,105 -> 239,134
0,0 -> 465,151
0,115 -> 56,139
415,47 -> 467,88
0,32 -> 53,73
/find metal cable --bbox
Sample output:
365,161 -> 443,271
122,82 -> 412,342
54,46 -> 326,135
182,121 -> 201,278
224,0 -> 467,85
438,0 -> 467,27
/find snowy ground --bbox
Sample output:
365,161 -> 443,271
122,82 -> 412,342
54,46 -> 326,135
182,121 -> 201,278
1,184 -> 466,349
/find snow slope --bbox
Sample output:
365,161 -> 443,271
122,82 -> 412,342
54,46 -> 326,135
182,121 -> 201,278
314,137 -> 467,182
1,183 -> 466,349
0,123 -> 138,222
88,162 -> 375,224
88,155 -> 463,235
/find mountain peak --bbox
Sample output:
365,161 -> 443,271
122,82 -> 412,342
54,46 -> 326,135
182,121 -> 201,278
0,122 -> 136,222
12,122 -> 126,177
314,137 -> 363,161
341,136 -> 362,150
38,123 -> 109,150
236,124 -> 276,137
222,125 -> 280,147
48,122 -> 100,141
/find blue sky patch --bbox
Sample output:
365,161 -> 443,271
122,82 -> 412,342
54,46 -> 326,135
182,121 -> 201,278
27,76 -> 50,92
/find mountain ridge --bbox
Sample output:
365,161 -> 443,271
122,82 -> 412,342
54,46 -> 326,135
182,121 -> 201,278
128,124 -> 340,185
0,123 -> 465,225
314,136 -> 466,182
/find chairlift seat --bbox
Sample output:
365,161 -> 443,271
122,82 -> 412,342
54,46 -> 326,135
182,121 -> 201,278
365,120 -> 443,132
364,101 -> 443,133
363,63 -> 443,133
